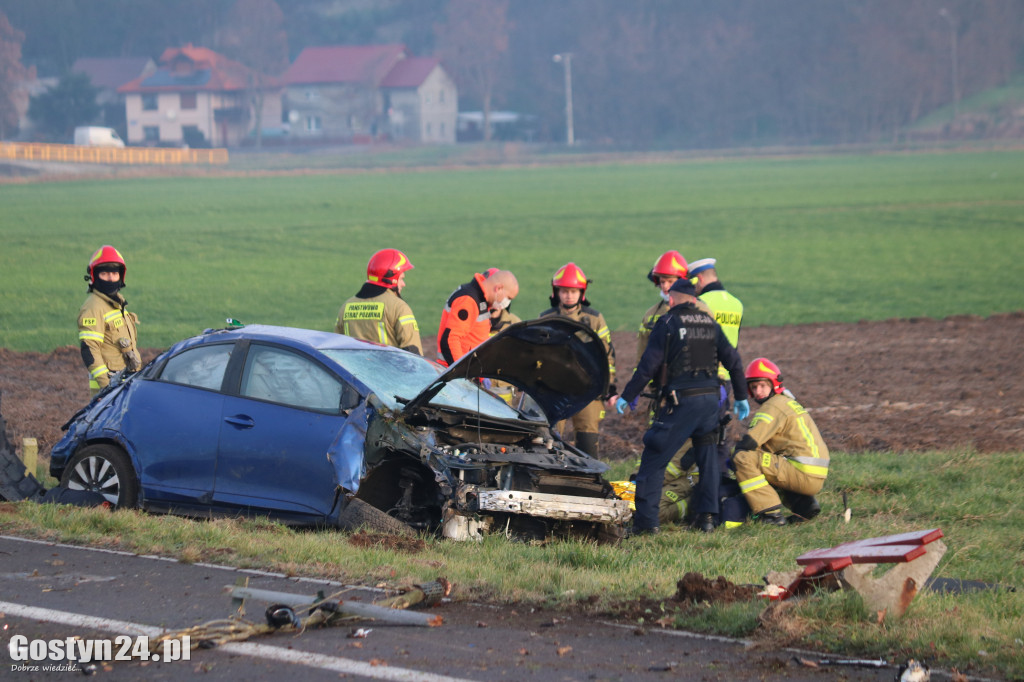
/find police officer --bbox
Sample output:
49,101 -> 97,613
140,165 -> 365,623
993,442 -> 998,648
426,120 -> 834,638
539,262 -> 615,456
77,245 -> 140,395
608,278 -> 749,534
690,257 -> 745,467
337,249 -> 422,355
732,358 -> 828,525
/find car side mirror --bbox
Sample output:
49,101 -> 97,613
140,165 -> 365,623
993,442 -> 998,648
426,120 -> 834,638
340,385 -> 361,412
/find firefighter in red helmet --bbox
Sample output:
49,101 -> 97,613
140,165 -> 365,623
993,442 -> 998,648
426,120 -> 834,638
77,245 -> 141,394
539,262 -> 616,456
337,249 -> 422,354
731,358 -> 829,525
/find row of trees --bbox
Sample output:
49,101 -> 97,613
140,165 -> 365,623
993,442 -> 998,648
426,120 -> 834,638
2,0 -> 1023,147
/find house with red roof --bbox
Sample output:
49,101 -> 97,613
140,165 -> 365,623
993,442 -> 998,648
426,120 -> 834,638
284,45 -> 456,144
118,45 -> 281,147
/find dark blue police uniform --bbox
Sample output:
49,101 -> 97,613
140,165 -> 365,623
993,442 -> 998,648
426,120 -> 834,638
620,294 -> 747,532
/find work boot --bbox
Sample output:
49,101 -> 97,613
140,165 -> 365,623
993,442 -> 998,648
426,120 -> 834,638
575,432 -> 600,457
627,525 -> 660,538
787,494 -> 821,522
694,513 -> 716,533
758,509 -> 787,526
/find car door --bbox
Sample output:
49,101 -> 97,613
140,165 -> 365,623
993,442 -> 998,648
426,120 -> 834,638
121,342 -> 234,505
214,343 -> 348,520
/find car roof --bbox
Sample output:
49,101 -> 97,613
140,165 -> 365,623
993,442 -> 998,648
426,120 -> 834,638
184,324 -> 399,354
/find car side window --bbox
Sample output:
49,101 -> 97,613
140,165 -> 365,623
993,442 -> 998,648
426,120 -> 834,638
240,345 -> 344,412
159,344 -> 233,390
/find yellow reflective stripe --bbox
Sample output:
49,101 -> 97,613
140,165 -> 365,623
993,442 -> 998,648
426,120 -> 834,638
89,365 -> 108,378
398,315 -> 416,326
748,411 -> 773,428
377,322 -> 388,345
637,322 -> 647,332
724,520 -> 744,529
103,310 -> 123,323
790,461 -> 829,477
795,416 -> 820,458
739,475 -> 768,494
788,399 -> 807,415
597,326 -> 610,340
666,461 -> 681,477
79,330 -> 104,341
89,378 -> 100,390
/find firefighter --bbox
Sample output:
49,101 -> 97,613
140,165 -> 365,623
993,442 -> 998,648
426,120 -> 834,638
609,278 -> 749,534
336,249 -> 422,355
539,262 -> 616,456
637,250 -> 689,365
437,269 -> 518,366
77,245 -> 140,395
732,358 -> 828,525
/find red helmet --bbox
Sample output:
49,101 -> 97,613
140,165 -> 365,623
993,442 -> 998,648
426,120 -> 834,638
86,245 -> 126,285
366,248 -> 414,288
552,262 -> 589,291
648,250 -> 688,284
746,358 -> 784,395
551,262 -> 590,308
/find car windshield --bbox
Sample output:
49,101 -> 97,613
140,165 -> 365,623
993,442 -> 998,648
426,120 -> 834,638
321,349 -> 525,420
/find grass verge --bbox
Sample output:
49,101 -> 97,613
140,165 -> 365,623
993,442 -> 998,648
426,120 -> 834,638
1,448 -> 1021,678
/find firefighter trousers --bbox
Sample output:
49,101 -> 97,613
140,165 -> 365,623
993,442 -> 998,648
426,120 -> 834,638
733,450 -> 825,514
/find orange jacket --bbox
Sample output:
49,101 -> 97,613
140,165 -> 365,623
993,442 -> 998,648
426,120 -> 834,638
437,273 -> 491,366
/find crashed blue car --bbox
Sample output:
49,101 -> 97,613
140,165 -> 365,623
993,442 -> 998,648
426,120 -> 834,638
51,319 -> 631,541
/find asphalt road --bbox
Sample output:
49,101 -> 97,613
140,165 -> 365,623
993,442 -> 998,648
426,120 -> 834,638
0,535 -> 909,681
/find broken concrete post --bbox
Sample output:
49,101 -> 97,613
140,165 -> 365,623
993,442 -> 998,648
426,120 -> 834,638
839,539 -> 947,618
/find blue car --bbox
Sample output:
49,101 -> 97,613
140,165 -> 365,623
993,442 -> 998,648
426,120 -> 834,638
51,319 -> 631,541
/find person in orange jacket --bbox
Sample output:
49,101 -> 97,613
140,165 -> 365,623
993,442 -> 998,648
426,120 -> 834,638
437,270 -> 519,366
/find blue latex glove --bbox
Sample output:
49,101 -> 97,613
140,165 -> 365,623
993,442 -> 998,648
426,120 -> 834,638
481,378 -> 493,390
629,395 -> 639,410
615,397 -> 629,414
733,399 -> 750,421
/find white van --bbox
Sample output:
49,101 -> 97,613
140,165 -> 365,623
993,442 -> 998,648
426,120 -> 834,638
73,126 -> 125,148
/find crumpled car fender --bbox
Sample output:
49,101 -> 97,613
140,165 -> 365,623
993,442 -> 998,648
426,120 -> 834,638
328,401 -> 372,493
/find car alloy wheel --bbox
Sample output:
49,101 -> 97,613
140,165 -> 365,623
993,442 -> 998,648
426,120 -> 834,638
62,444 -> 139,508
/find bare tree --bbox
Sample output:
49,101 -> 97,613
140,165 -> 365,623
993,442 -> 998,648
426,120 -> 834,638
0,10 -> 35,139
435,0 -> 511,142
219,0 -> 288,148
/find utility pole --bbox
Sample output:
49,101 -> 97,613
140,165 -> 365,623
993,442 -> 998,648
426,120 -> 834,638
553,52 -> 574,145
938,8 -> 960,121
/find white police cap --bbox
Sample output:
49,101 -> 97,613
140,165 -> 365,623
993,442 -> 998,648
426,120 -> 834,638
688,258 -> 717,276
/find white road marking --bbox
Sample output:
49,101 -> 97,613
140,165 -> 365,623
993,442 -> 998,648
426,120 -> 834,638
0,600 -> 479,682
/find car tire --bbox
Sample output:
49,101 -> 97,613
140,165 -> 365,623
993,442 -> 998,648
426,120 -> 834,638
61,444 -> 139,509
338,498 -> 414,536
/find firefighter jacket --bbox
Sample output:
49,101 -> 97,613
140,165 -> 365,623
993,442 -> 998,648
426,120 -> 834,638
744,393 -> 830,480
77,290 -> 139,391
697,281 -> 744,381
637,297 -> 713,367
539,303 -> 616,394
621,302 -> 746,406
336,283 -> 422,355
437,273 -> 491,366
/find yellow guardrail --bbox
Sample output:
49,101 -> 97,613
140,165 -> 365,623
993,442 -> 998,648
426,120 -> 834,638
0,142 -> 229,165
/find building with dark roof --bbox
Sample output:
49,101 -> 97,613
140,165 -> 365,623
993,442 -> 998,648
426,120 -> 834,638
284,45 -> 456,144
118,45 -> 280,147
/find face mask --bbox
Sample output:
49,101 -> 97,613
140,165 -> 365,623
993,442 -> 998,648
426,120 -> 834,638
492,296 -> 511,311
660,291 -> 671,302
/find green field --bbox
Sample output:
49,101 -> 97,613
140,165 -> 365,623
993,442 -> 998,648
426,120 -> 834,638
2,149 -> 1024,352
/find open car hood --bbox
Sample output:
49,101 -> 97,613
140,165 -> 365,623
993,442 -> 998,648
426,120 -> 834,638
403,318 -> 610,424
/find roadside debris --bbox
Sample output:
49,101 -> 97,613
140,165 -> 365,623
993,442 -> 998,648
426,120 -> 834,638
765,529 -> 946,619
